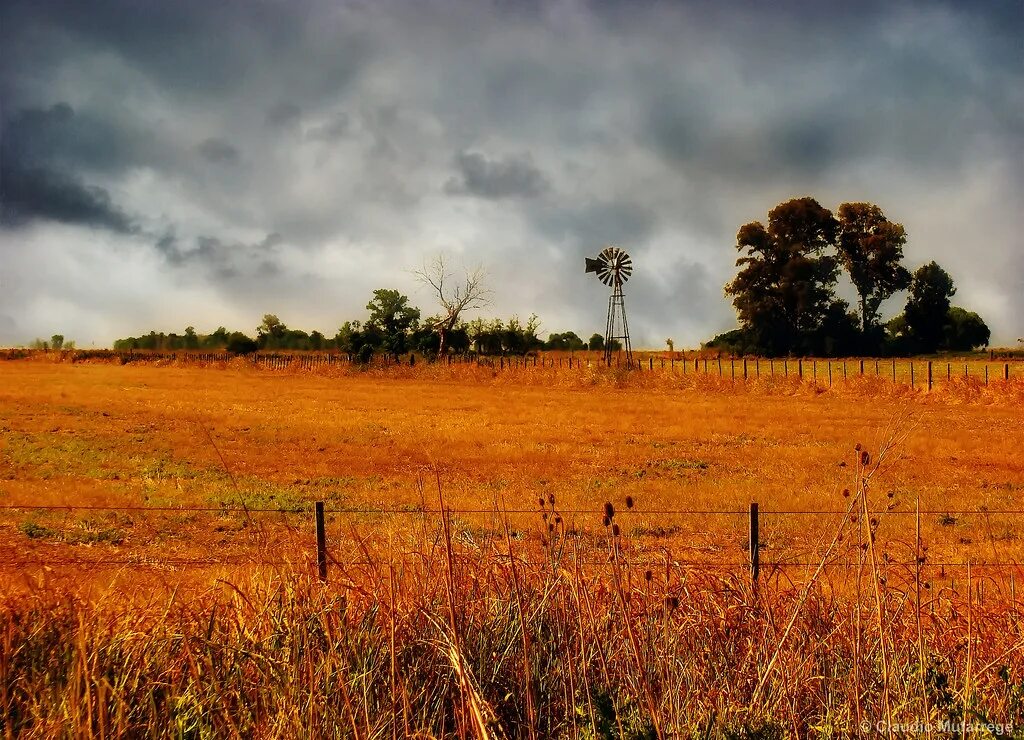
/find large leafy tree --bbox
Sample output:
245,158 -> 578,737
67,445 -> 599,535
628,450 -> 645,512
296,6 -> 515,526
725,197 -> 841,356
365,289 -> 420,357
904,262 -> 956,352
944,307 -> 990,351
836,202 -> 911,334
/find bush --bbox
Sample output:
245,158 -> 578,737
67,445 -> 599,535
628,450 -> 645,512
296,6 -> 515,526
225,333 -> 258,355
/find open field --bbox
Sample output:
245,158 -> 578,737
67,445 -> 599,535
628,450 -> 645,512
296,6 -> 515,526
2,359 -> 1024,736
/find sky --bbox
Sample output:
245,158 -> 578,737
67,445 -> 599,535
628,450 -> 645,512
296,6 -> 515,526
1,0 -> 1021,348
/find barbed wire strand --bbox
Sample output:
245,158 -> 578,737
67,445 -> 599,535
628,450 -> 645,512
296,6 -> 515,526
2,505 -> 1023,516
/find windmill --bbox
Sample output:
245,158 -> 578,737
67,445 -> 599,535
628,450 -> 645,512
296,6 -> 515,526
585,246 -> 633,366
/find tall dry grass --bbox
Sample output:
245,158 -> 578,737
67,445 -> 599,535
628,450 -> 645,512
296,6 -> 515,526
4,452 -> 1024,738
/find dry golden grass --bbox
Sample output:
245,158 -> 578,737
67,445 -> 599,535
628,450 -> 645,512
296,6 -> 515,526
2,358 -> 1023,736
1,359 -> 1022,579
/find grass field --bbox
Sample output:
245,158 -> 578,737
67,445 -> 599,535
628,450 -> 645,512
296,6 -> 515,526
2,358 -> 1023,736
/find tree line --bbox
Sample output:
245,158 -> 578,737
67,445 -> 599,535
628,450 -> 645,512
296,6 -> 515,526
710,197 -> 990,357
112,290 -> 615,359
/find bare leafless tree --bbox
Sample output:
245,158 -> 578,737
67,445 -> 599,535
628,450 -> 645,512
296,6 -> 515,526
414,254 -> 492,355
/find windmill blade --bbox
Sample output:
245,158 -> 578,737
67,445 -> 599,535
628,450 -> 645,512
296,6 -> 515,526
587,245 -> 633,286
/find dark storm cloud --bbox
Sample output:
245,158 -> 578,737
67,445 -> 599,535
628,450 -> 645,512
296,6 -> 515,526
0,0 -> 1020,346
445,151 -> 550,200
0,163 -> 136,233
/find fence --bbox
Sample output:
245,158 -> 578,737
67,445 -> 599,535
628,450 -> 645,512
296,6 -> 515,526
1,349 -> 1020,391
5,502 -> 1023,600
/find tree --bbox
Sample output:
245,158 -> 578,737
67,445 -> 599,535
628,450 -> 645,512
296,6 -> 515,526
256,314 -> 287,349
812,300 -> 861,357
588,333 -> 605,351
666,338 -> 674,353
183,326 -> 199,349
365,289 -> 420,357
50,334 -> 64,350
415,254 -> 491,355
904,262 -> 956,353
546,331 -> 586,351
206,327 -> 230,349
944,307 -> 990,351
334,321 -> 362,354
836,203 -> 911,336
226,332 -> 258,354
724,197 -> 841,356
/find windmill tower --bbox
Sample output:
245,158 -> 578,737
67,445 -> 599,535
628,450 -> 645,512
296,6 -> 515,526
585,246 -> 633,366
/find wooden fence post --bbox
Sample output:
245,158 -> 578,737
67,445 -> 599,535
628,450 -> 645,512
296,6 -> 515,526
743,358 -> 748,380
910,362 -> 915,388
315,501 -> 327,582
749,502 -> 760,586
1006,363 -> 1010,381
927,361 -> 933,391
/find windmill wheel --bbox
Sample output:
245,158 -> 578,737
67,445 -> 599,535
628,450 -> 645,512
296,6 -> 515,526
594,246 -> 632,286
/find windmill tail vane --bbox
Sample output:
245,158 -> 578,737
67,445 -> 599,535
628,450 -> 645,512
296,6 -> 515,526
584,245 -> 633,366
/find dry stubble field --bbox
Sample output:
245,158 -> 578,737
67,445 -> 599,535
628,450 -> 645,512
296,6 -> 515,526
2,358 -> 1024,737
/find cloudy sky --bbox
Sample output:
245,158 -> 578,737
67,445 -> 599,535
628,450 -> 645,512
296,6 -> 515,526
1,0 -> 1021,347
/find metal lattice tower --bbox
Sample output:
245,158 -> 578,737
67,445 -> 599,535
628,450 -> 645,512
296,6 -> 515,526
585,246 -> 633,366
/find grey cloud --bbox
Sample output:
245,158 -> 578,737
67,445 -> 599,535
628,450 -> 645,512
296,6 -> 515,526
0,0 -> 1020,345
154,231 -> 282,281
1,102 -> 167,178
305,113 -> 351,141
533,200 -> 658,251
265,102 -> 302,129
0,163 -> 136,233
1,0 -> 373,105
196,138 -> 241,165
444,151 -> 550,200
0,313 -> 17,344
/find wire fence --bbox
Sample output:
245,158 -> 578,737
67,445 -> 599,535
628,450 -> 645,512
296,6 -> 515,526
3,504 -> 1023,515
1,349 -> 1021,391
5,503 -> 1023,581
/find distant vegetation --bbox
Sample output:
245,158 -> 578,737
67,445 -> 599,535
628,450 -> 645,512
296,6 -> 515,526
113,302 -> 581,359
109,198 -> 992,360
712,197 -> 990,357
29,334 -> 75,351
